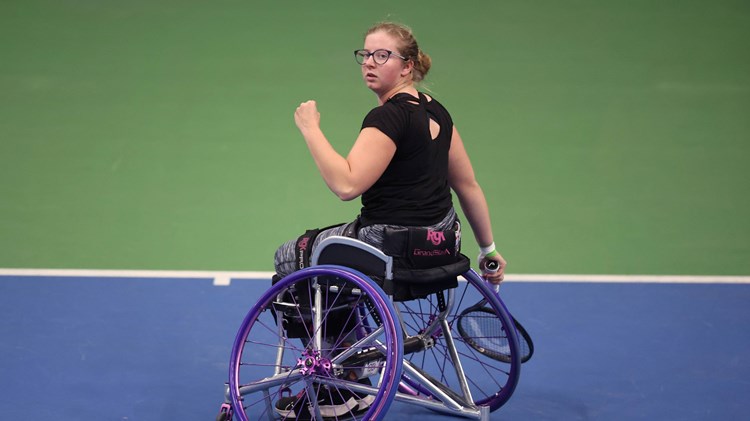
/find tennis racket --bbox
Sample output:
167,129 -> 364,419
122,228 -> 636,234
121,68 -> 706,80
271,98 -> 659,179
456,261 -> 534,363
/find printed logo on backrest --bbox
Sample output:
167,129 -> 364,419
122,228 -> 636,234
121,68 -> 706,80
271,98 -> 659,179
426,230 -> 446,246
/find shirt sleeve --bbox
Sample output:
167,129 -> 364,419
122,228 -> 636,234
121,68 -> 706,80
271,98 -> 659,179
361,103 -> 407,147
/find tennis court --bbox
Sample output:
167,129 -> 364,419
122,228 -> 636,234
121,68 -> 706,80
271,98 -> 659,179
1,271 -> 748,420
1,1 -> 748,419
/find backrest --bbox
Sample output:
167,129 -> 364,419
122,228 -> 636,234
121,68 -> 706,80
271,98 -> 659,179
311,236 -> 394,280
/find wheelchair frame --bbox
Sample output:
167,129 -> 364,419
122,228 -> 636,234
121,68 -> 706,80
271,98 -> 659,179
218,236 -> 521,421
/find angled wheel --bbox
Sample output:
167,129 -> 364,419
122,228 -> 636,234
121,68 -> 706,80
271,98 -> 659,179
228,265 -> 403,420
395,269 -> 521,412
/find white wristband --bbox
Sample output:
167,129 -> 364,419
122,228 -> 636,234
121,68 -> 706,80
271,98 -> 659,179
479,242 -> 496,256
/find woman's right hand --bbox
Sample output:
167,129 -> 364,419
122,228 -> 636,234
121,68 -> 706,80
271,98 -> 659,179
294,100 -> 321,133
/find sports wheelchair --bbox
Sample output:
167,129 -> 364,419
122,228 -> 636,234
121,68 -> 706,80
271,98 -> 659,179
217,236 -> 529,420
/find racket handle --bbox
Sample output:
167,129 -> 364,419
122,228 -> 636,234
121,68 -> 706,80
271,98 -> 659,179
482,260 -> 500,273
482,260 -> 502,292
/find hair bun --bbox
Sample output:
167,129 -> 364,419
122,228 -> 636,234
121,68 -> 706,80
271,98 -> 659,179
414,49 -> 431,83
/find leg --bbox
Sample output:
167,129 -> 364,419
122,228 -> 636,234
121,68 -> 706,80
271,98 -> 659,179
274,223 -> 353,278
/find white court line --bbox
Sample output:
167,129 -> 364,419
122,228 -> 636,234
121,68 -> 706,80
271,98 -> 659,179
1,268 -> 749,285
0,268 -> 272,286
507,274 -> 750,284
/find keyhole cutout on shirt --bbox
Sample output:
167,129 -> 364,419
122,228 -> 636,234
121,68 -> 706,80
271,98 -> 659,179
429,118 -> 440,140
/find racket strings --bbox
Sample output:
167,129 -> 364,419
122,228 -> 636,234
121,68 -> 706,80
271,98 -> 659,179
458,308 -> 533,363
460,310 -> 511,353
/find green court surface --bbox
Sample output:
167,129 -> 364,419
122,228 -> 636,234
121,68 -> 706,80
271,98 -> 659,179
1,0 -> 748,275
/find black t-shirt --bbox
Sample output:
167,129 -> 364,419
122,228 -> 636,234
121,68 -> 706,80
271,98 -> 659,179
359,92 -> 453,226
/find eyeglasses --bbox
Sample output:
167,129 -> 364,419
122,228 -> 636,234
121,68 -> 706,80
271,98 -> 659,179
354,49 -> 408,65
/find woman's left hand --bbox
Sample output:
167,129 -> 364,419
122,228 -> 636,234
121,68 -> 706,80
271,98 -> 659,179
480,253 -> 507,285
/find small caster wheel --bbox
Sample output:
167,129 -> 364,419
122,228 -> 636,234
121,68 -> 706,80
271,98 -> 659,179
216,403 -> 232,421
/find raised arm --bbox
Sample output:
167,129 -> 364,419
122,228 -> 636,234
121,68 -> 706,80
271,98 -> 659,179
295,100 -> 396,201
447,126 -> 507,283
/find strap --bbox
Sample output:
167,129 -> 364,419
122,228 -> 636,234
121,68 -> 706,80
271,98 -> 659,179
342,217 -> 361,238
295,228 -> 322,270
391,254 -> 470,283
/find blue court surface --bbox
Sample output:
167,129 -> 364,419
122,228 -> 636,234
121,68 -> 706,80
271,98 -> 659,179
1,275 -> 748,420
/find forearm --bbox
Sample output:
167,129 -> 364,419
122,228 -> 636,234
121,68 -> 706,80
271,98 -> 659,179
301,127 -> 357,200
455,182 -> 495,248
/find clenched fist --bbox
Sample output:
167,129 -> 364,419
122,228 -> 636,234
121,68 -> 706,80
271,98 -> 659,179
294,100 -> 321,133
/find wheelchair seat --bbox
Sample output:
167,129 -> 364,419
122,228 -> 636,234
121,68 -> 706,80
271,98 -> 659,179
311,236 -> 470,301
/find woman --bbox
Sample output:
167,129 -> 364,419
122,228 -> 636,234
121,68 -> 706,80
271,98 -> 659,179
275,21 -> 506,284
273,21 -> 508,419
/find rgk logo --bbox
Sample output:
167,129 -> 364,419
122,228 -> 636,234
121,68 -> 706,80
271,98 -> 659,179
297,237 -> 310,269
426,230 -> 446,246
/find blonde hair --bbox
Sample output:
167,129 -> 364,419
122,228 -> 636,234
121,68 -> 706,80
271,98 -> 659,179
365,22 -> 431,83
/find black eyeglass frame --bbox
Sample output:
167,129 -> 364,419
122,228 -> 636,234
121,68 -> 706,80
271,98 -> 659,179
354,49 -> 408,65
